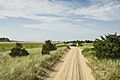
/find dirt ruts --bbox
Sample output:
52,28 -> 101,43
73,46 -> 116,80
46,47 -> 95,80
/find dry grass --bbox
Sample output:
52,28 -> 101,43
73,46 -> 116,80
0,47 -> 68,80
0,42 -> 43,52
81,44 -> 120,80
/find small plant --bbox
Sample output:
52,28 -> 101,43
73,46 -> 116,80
31,46 -> 33,48
9,43 -> 29,57
41,40 -> 57,54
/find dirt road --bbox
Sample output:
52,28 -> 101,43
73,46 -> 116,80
47,47 -> 95,80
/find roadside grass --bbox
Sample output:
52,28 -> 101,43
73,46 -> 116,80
81,44 -> 120,80
0,42 -> 44,52
56,43 -> 70,48
79,43 -> 93,49
0,47 -> 68,80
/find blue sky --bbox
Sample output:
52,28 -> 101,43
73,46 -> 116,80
0,0 -> 120,41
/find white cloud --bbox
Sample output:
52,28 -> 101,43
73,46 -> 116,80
0,0 -> 120,21
22,19 -> 98,35
69,2 -> 120,21
0,16 -> 6,19
22,23 -> 77,32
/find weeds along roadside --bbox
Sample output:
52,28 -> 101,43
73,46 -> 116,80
35,47 -> 69,80
0,47 -> 69,80
82,48 -> 120,80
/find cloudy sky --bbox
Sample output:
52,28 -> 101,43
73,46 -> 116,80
0,0 -> 120,41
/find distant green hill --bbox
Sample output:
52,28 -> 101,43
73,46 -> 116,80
0,37 -> 11,42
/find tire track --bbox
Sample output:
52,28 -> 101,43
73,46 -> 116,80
46,47 -> 95,80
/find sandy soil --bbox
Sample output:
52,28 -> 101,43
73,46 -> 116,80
46,47 -> 95,80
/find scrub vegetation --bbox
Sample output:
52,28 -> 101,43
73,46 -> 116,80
41,40 -> 57,54
81,33 -> 120,80
9,43 -> 29,57
0,41 -> 69,80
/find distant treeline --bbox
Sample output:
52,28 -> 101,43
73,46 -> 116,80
64,40 -> 93,44
0,37 -> 11,42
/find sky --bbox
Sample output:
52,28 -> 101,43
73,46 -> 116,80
0,0 -> 120,41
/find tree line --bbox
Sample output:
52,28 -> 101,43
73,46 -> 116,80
64,40 -> 93,44
0,37 -> 10,42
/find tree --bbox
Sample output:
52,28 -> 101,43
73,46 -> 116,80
0,37 -> 10,42
41,40 -> 57,54
93,33 -> 120,59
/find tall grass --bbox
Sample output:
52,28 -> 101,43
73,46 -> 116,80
0,42 -> 43,52
0,47 -> 68,80
79,43 -> 93,49
82,48 -> 120,80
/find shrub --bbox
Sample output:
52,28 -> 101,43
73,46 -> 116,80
77,41 -> 83,46
9,43 -> 29,57
2,47 -> 4,50
93,33 -> 120,59
41,40 -> 57,54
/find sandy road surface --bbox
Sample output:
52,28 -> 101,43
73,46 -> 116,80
46,47 -> 95,80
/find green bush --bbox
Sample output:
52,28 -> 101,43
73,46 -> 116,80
41,40 -> 57,54
93,33 -> 120,59
9,43 -> 29,57
78,41 -> 83,46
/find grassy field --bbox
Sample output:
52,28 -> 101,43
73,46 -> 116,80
81,44 -> 120,80
0,45 -> 68,80
79,43 -> 93,49
0,42 -> 44,52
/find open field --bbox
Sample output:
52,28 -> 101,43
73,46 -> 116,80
0,46 -> 68,80
81,44 -> 120,80
1,42 -> 120,80
0,42 -> 44,52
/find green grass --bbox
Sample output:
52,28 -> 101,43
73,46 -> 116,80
0,42 -> 44,52
0,47 -> 68,80
79,43 -> 93,49
81,44 -> 120,80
